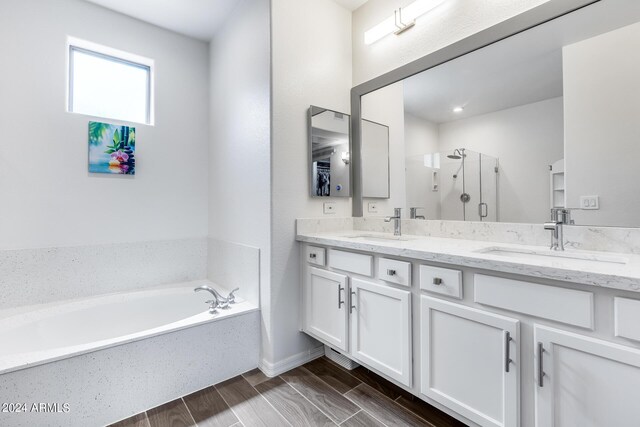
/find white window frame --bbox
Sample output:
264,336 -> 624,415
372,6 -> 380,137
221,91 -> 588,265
67,37 -> 155,125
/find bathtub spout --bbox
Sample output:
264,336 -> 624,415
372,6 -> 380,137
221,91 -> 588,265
194,285 -> 229,312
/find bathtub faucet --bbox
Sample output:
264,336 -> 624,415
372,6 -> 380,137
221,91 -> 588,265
194,285 -> 229,313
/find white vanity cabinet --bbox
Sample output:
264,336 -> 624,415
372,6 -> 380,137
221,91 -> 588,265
301,247 -> 413,386
303,267 -> 349,352
350,278 -> 412,385
299,240 -> 640,427
534,325 -> 640,427
420,296 -> 520,427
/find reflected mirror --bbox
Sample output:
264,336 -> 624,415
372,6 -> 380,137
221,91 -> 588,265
309,106 -> 351,197
359,2 -> 640,227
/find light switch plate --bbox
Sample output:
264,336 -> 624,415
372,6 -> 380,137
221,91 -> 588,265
323,202 -> 336,214
368,202 -> 378,213
580,195 -> 599,210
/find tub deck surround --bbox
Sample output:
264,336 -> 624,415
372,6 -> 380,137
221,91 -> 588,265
0,237 -> 208,310
0,310 -> 260,427
296,220 -> 640,292
0,280 -> 258,375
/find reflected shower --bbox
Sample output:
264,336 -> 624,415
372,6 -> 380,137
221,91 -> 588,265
449,148 -> 466,178
447,148 -> 466,160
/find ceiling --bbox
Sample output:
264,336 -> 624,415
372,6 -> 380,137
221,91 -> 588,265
84,0 -> 241,41
332,0 -> 369,11
84,0 -> 368,41
403,42 -> 564,124
403,0 -> 640,124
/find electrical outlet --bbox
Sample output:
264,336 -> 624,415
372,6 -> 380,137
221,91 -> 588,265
580,195 -> 599,210
323,202 -> 336,214
368,202 -> 378,213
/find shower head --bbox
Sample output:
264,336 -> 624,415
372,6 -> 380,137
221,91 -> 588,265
447,148 -> 465,160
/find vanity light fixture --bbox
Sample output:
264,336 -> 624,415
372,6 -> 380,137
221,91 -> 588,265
453,106 -> 464,113
364,0 -> 447,45
342,151 -> 351,164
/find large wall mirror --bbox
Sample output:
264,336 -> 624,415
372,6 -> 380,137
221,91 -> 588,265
309,106 -> 351,197
355,0 -> 640,227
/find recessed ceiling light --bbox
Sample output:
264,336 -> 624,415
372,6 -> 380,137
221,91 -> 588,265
453,106 -> 464,113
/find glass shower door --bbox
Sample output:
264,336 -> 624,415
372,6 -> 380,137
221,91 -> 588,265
478,153 -> 498,222
455,149 -> 498,222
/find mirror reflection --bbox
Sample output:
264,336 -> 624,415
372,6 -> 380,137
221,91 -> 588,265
360,4 -> 640,227
309,106 -> 351,198
361,119 -> 390,198
408,149 -> 498,221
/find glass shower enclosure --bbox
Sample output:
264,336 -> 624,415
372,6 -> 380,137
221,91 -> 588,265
406,148 -> 499,221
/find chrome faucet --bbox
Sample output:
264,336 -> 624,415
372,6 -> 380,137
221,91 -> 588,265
410,207 -> 426,220
194,285 -> 229,313
384,208 -> 402,236
544,208 -> 572,251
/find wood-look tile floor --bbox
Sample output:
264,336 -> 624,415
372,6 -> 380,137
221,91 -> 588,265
108,356 -> 467,427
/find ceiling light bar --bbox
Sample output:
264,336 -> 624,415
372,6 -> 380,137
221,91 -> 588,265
364,0 -> 447,45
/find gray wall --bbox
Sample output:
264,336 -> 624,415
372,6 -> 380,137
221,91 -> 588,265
0,0 -> 210,250
564,21 -> 640,227
208,0 -> 271,353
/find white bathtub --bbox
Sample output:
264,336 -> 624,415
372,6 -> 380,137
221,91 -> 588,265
0,280 -> 260,426
0,280 -> 256,375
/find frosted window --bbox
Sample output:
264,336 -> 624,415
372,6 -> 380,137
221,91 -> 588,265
69,47 -> 151,124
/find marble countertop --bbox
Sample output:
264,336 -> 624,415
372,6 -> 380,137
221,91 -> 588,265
296,230 -> 640,293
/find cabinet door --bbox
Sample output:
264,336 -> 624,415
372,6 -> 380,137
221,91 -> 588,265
534,325 -> 640,427
350,278 -> 412,386
303,267 -> 349,352
421,296 -> 520,427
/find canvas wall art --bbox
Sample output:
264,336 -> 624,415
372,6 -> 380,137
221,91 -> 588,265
88,121 -> 136,175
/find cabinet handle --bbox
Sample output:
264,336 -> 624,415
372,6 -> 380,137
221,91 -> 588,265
337,285 -> 344,309
350,290 -> 356,314
387,269 -> 396,276
504,331 -> 513,373
433,277 -> 443,285
309,253 -> 317,259
537,342 -> 545,387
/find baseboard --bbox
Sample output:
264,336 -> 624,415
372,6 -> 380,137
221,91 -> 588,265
259,345 -> 324,377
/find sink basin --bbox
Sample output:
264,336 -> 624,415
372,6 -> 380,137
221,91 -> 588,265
477,246 -> 629,265
345,234 -> 412,242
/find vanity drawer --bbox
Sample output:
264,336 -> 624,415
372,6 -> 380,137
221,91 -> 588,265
615,297 -> 640,342
474,274 -> 594,329
328,249 -> 372,277
305,246 -> 326,266
420,265 -> 462,299
378,258 -> 411,287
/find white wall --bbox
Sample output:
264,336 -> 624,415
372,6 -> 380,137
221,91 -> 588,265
352,0 -> 550,85
361,82 -> 406,217
0,0 -> 209,250
270,0 -> 353,369
208,0 -> 271,343
404,113 -> 440,220
438,98 -> 564,223
564,21 -> 640,227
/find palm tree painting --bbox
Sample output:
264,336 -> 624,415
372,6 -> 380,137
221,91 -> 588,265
88,121 -> 136,175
